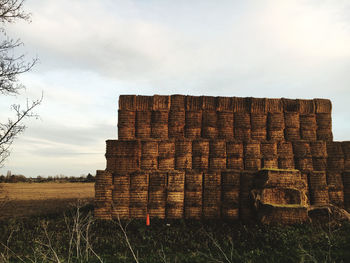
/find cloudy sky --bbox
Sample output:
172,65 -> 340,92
0,0 -> 349,177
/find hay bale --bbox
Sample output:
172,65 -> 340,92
217,111 -> 234,139
112,175 -> 129,219
253,188 -> 302,205
136,96 -> 153,111
251,98 -> 267,113
257,204 -> 308,225
327,171 -> 344,190
267,113 -> 285,130
240,171 -> 255,221
226,141 -> 244,157
193,140 -> 210,155
119,95 -> 136,110
314,98 -> 332,113
278,158 -> 295,169
167,171 -> 185,219
202,126 -> 218,139
118,110 -> 136,140
261,141 -> 277,158
175,139 -> 192,156
209,157 -> 227,169
185,111 -> 202,138
284,112 -> 300,128
210,140 -> 226,157
292,141 -> 311,158
317,128 -> 333,141
262,158 -> 278,169
282,98 -> 299,112
192,156 -> 209,170
254,170 -> 304,189
251,129 -> 267,141
310,141 -> 327,158
141,140 -> 158,156
227,156 -> 244,170
141,157 -> 158,170
297,99 -> 315,114
328,190 -> 344,208
170,94 -> 186,110
203,171 -> 221,219
327,142 -> 344,157
301,129 -> 317,141
342,141 -> 350,158
185,170 -> 203,219
284,128 -> 300,141
234,112 -> 250,128
153,95 -> 170,111
234,128 -> 251,141
130,171 -> 149,191
185,96 -> 202,111
327,157 -> 345,171
312,157 -> 327,171
233,97 -> 251,113
266,98 -> 283,113
309,171 -> 328,190
168,110 -> 185,138
94,205 -> 112,220
300,114 -> 317,128
136,111 -> 151,138
202,110 -> 217,127
244,158 -> 261,171
295,157 -> 313,171
251,113 -> 267,129
129,171 -> 148,219
316,113 -> 332,128
201,96 -> 217,110
268,130 -> 285,141
277,141 -> 294,158
148,171 -> 167,219
217,97 -> 233,111
175,155 -> 192,169
244,141 -> 261,158
221,170 -> 240,220
309,189 -> 329,205
96,170 -> 113,186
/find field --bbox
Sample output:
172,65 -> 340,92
0,182 -> 94,219
1,183 -> 350,262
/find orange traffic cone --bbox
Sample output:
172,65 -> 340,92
146,213 -> 150,226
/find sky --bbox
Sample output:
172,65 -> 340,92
0,0 -> 349,177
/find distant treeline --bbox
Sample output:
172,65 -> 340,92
0,174 -> 95,183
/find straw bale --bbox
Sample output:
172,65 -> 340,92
217,96 -> 234,111
209,157 -> 227,169
129,204 -> 147,219
167,170 -> 185,192
148,192 -> 166,219
277,141 -> 294,158
141,140 -> 158,157
129,190 -> 148,205
300,129 -> 317,141
314,98 -> 332,113
192,155 -> 209,169
342,141 -> 350,158
327,157 -> 345,171
250,98 -> 267,113
234,112 -> 250,128
204,171 -> 221,189
257,204 -> 308,225
136,126 -> 151,139
218,127 -> 235,140
192,140 -> 210,155
166,204 -> 184,219
266,98 -> 283,113
210,140 -> 226,157
234,128 -> 251,141
95,189 -> 112,202
253,188 -> 302,205
251,129 -> 267,141
308,171 -> 327,190
239,171 -> 255,221
112,206 -> 129,219
118,110 -> 136,127
309,188 -> 329,205
217,111 -> 234,127
184,206 -> 202,219
184,171 -> 203,219
295,157 -> 313,171
203,171 -> 221,219
222,170 -> 240,189
136,111 -> 151,138
129,171 -> 148,191
201,96 -> 217,110
226,141 -> 243,157
202,126 -> 218,139
244,141 -> 261,158
96,170 -> 113,186
316,113 -> 332,128
113,174 -> 129,189
158,157 -> 175,170
169,125 -> 184,139
267,113 -> 285,130
119,95 -> 136,110
342,171 -> 350,191
268,129 -> 285,141
222,191 -> 239,205
136,96 -> 153,111
297,99 -> 315,114
168,110 -> 185,126
344,159 -> 350,170
106,140 -> 141,157
174,139 -> 191,155
300,114 -> 317,128
148,171 -> 167,190
282,98 -> 298,112
175,155 -> 192,169
227,157 -> 244,170
170,94 -> 186,110
185,127 -> 201,139
158,141 -> 175,158
141,156 -> 158,170
151,110 -> 169,125
310,141 -> 327,157
284,128 -> 300,141
327,142 -> 344,157
251,113 -> 267,129
254,170 -> 304,189
278,158 -> 295,169
114,157 -> 140,173
317,128 -> 333,141
292,141 -> 311,158
244,158 -> 261,170
105,157 -> 117,172
260,142 -> 277,158
153,95 -> 170,111
185,111 -> 202,127
233,97 -> 251,113
222,207 -> 239,220
328,190 -> 344,207
262,158 -> 278,169
94,206 -> 112,220
185,96 -> 202,111
312,157 -> 327,171
118,126 -> 135,140
327,171 -> 343,190
185,170 -> 203,191
284,112 -> 300,128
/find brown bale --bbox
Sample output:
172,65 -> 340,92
136,96 -> 153,111
167,171 -> 185,219
234,112 -> 251,128
175,155 -> 192,169
292,141 -> 311,158
326,142 -> 344,157
254,170 -> 304,189
185,111 -> 202,138
266,98 -> 283,113
217,111 -> 234,139
328,190 -> 344,208
217,97 -> 233,111
158,141 -> 175,158
327,157 -> 345,171
167,170 -> 185,192
310,141 -> 327,158
114,157 -> 140,173
192,139 -> 210,156
135,111 -> 151,138
185,170 -> 203,219
209,157 -> 227,169
300,114 -> 317,128
278,158 -> 295,169
295,157 -> 313,171
261,141 -> 277,158
300,129 -> 317,141
309,171 -> 328,190
297,99 -> 315,114
312,157 -> 327,171
203,171 -> 221,219
168,110 -> 185,126
239,171 -> 255,221
129,171 -> 148,219
221,170 -> 240,220
210,139 -> 226,157
284,112 -> 300,128
316,113 -> 332,128
282,98 -> 299,112
119,95 -> 136,110
202,110 -> 217,127
268,129 -> 285,141
153,95 -> 170,111
250,98 -> 267,113
251,113 -> 267,129
118,126 -> 135,140
175,139 -> 192,156
118,110 -> 136,126
327,171 -> 344,190
185,127 -> 201,139
96,170 -> 113,186
342,141 -> 350,158
317,128 -> 333,141
251,129 -> 267,141
141,140 -> 158,156
254,188 -> 302,205
148,171 -> 167,218
284,128 -> 301,141
112,174 -> 130,219
244,141 -> 261,158
185,96 -> 202,111
262,158 -> 278,169
105,140 -> 141,157
227,156 -> 244,170
257,204 -> 308,225
277,141 -> 294,158
234,128 -> 251,141
226,141 -> 244,157
309,189 -> 329,205
267,113 -> 285,130
201,96 -> 217,110
130,171 -> 149,191
94,205 -> 112,220
314,98 -> 332,113
192,156 -> 209,170
168,125 -> 185,139
202,127 -> 218,139
170,94 -> 186,110
244,158 -> 261,170
141,157 -> 158,170
233,97 -> 251,113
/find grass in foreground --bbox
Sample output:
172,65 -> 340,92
1,204 -> 350,263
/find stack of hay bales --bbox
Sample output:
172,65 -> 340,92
95,94 -> 350,223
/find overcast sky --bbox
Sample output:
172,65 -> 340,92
0,0 -> 349,177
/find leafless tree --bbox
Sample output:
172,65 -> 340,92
0,0 -> 41,167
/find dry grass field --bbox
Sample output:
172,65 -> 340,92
0,183 -> 94,219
